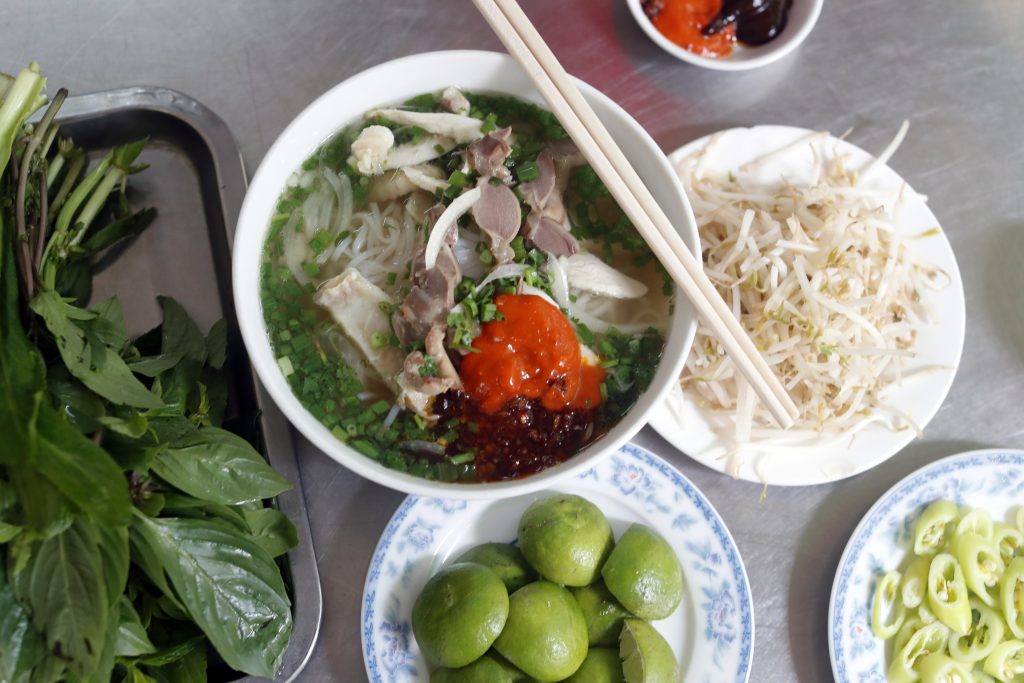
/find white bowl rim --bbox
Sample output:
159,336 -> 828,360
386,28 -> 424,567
624,0 -> 824,71
232,49 -> 699,499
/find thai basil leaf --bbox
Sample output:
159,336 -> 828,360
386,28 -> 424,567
128,353 -> 183,377
91,521 -> 130,609
33,403 -> 131,526
7,462 -> 72,537
115,597 -> 156,657
131,514 -> 292,677
127,521 -> 177,604
98,410 -> 149,438
89,297 -> 129,351
15,519 -> 109,679
46,366 -> 106,433
205,319 -> 227,370
148,643 -> 206,683
0,216 -> 45,467
30,290 -> 162,409
151,428 -> 291,505
160,493 -> 250,533
0,521 -> 21,543
0,567 -> 46,683
134,636 -> 204,668
243,507 -> 299,559
53,257 -> 91,305
158,297 -> 207,363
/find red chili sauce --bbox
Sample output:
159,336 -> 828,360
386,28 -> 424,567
644,0 -> 736,58
644,0 -> 793,58
436,294 -> 607,481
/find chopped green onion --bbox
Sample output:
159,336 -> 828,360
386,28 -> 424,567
277,356 -> 294,377
517,160 -> 540,182
450,452 -> 475,465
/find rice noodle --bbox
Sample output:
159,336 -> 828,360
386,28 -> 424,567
676,125 -> 949,471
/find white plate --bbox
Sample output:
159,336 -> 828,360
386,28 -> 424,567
648,125 -> 966,486
361,443 -> 754,683
829,449 -> 1024,681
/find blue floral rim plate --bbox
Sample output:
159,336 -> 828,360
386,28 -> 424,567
361,442 -> 755,683
829,449 -> 1024,681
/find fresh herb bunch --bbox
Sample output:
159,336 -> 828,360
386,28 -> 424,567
0,63 -> 297,682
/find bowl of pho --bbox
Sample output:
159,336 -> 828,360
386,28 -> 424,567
233,50 -> 699,497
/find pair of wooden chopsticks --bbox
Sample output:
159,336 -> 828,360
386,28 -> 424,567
471,0 -> 799,429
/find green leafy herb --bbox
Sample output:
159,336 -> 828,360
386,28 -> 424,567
0,63 -> 297,682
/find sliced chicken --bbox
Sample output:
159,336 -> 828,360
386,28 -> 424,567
368,164 -> 447,202
349,126 -> 457,176
350,125 -> 394,175
440,86 -> 471,116
368,108 -> 484,145
425,323 -> 461,387
562,253 -> 648,299
395,350 -> 459,419
314,269 -> 405,393
423,186 -> 482,270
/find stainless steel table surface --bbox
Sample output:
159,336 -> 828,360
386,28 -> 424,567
3,1 -> 1022,681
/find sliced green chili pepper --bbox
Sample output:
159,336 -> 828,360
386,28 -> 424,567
903,556 -> 932,609
957,508 -> 995,542
873,570 -> 907,639
971,669 -> 997,683
915,501 -> 960,556
894,616 -> 925,656
1001,557 -> 1024,640
948,597 -> 1005,664
956,532 -> 1005,607
928,553 -> 972,635
918,652 -> 976,683
888,622 -> 952,683
919,601 -> 939,625
982,639 -> 1024,681
992,523 -> 1024,566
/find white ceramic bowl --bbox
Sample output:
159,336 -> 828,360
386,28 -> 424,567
625,0 -> 823,71
233,50 -> 699,499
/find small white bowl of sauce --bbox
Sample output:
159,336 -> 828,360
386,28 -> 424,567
626,0 -> 823,71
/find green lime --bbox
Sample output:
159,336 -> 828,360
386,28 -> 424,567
619,619 -> 679,683
601,524 -> 683,620
429,651 -> 530,683
412,562 -> 509,668
517,494 -> 614,586
455,543 -> 536,593
572,581 -> 632,647
562,648 -> 625,683
493,581 -> 588,681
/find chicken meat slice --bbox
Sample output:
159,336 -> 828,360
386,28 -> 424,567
368,108 -> 484,144
314,269 -> 405,393
440,86 -> 471,116
561,252 -> 648,299
368,164 -> 447,202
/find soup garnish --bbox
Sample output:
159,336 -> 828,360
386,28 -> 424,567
260,89 -> 670,482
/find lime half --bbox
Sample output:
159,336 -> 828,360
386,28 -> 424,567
619,619 -> 680,683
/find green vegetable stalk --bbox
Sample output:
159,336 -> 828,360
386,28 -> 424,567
0,63 -> 297,682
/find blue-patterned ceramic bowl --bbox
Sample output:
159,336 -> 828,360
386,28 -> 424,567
362,443 -> 754,682
829,449 -> 1024,681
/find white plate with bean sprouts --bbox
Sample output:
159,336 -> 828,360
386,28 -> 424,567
648,125 -> 965,486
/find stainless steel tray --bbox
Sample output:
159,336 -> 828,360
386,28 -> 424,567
52,87 -> 322,682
